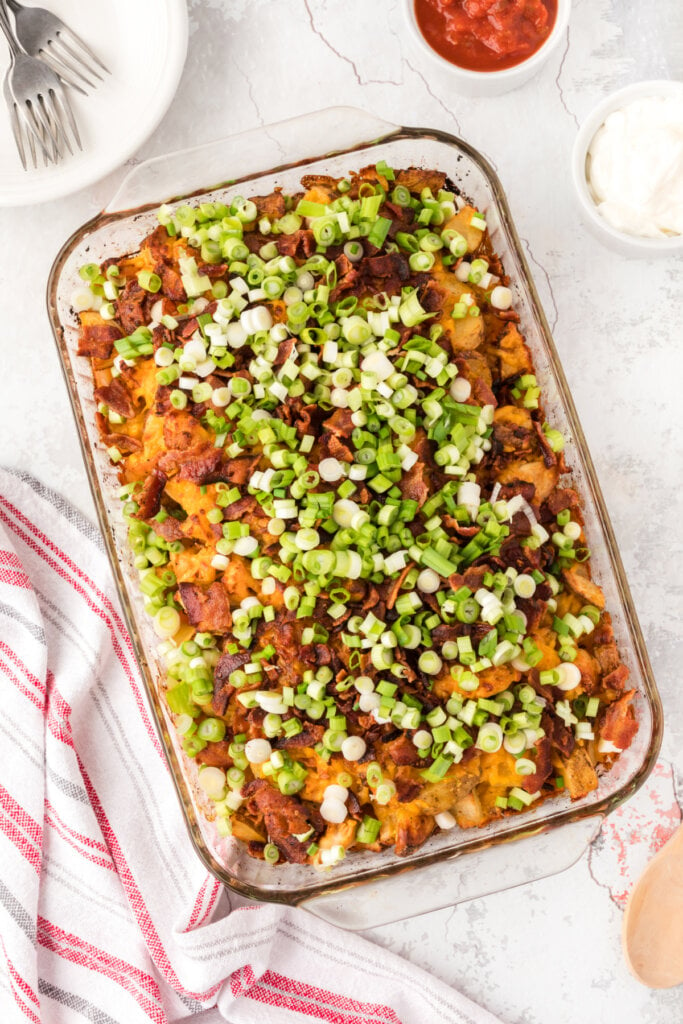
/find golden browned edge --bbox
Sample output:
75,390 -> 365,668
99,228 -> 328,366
45,124 -> 663,907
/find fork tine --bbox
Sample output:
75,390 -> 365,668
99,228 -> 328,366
55,30 -> 106,80
40,45 -> 91,94
53,84 -> 81,151
29,96 -> 62,162
46,88 -> 72,155
20,102 -> 47,168
8,100 -> 27,170
20,101 -> 46,166
60,26 -> 110,75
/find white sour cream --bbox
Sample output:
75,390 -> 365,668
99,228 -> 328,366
587,95 -> 683,238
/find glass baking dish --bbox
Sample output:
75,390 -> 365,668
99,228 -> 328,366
46,107 -> 662,930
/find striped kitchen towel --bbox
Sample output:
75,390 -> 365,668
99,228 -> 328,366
0,468 -> 501,1024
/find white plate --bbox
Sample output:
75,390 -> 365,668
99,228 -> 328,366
0,0 -> 188,206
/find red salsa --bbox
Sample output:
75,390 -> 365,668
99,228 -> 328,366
414,0 -> 558,73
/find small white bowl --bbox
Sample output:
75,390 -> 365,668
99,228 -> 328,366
571,80 -> 683,258
403,0 -> 571,97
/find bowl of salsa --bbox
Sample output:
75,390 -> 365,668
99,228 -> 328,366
405,0 -> 571,95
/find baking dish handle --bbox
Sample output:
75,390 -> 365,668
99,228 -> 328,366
300,815 -> 603,931
105,107 -> 400,214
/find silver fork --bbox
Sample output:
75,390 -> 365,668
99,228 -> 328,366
0,3 -> 80,169
3,0 -> 109,94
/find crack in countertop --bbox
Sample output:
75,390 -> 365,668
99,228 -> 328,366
403,58 -> 463,135
555,25 -> 579,129
586,755 -> 683,911
303,0 -> 402,87
231,54 -> 265,127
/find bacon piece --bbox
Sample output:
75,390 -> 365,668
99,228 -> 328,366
599,690 -> 638,751
274,723 -> 325,749
324,407 -> 354,437
447,564 -> 490,594
395,777 -> 422,803
394,167 -> 446,193
254,189 -> 286,219
196,741 -> 233,768
154,386 -> 173,415
134,470 -> 167,520
93,379 -> 136,419
399,460 -> 430,507
156,262 -> 186,302
442,514 -> 480,540
603,663 -> 629,692
521,734 -> 553,794
330,268 -> 361,303
515,596 -> 546,634
219,455 -> 261,486
77,323 -> 122,359
242,779 -> 321,863
496,480 -> 536,505
320,432 -> 353,463
273,336 -> 295,369
197,262 -> 228,281
533,420 -> 559,469
300,174 -> 338,195
385,734 -> 423,767
543,711 -> 575,758
152,323 -> 174,352
178,581 -> 232,633
141,224 -> 175,263
472,377 -> 497,407
364,254 -> 410,280
220,495 -> 258,523
546,488 -> 581,517
275,230 -> 316,259
593,643 -> 621,676
212,650 -> 251,715
105,433 -> 142,454
379,564 -> 414,610
176,447 -> 223,484
116,279 -> 147,335
152,516 -> 184,542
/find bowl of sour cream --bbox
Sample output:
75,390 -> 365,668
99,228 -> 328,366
572,80 -> 683,256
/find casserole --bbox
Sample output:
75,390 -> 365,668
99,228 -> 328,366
47,107 -> 662,929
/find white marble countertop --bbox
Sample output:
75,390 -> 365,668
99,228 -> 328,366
1,1 -> 682,1021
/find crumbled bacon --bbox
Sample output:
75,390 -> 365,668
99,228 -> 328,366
275,230 -> 316,259
105,433 -> 142,454
176,447 -> 223,484
212,650 -> 252,715
599,690 -> 638,751
156,262 -> 186,302
242,779 -> 322,863
77,323 -> 122,359
521,734 -> 553,794
384,734 -> 423,767
178,582 -> 232,633
116,279 -> 147,335
93,379 -> 136,419
134,470 -> 166,520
